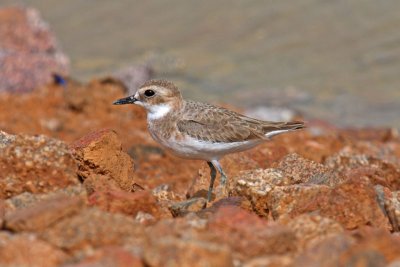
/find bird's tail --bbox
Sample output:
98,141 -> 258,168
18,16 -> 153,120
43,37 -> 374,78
262,121 -> 305,139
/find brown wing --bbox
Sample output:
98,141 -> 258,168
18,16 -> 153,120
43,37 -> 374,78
177,101 -> 305,143
177,101 -> 299,143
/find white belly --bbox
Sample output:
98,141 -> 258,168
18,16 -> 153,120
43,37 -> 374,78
151,132 -> 263,161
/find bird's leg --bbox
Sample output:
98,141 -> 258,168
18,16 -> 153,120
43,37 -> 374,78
206,161 -> 217,202
211,160 -> 228,186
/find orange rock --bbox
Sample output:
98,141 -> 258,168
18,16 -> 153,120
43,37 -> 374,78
0,232 -> 68,267
66,246 -> 143,267
0,199 -> 5,226
339,227 -> 400,265
144,236 -> 234,267
41,207 -> 146,252
318,177 -> 391,230
284,214 -> 344,249
0,131 -> 79,198
266,184 -> 331,220
88,190 -> 166,220
70,129 -> 137,192
276,153 -> 340,186
294,234 -> 355,267
207,206 -> 297,260
325,150 -> 400,191
4,195 -> 85,232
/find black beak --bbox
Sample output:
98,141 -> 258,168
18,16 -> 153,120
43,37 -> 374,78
113,96 -> 138,105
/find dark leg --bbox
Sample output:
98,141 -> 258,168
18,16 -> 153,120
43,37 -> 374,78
207,161 -> 217,202
212,160 -> 227,186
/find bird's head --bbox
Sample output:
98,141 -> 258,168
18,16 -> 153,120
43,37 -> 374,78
113,79 -> 183,119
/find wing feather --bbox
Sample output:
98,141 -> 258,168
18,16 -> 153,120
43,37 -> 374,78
176,101 -> 305,143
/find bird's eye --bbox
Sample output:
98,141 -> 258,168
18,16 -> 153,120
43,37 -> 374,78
144,90 -> 155,97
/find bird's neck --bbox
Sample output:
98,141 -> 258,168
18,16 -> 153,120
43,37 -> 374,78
146,100 -> 183,121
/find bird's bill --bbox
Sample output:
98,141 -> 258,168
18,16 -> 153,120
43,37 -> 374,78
113,96 -> 138,105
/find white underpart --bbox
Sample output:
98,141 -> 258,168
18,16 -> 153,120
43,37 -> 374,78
146,104 -> 172,120
264,129 -> 291,139
155,135 -> 264,161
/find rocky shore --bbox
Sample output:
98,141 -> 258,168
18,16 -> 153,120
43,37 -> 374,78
1,5 -> 400,267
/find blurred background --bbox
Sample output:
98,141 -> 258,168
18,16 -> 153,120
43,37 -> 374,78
1,0 -> 400,128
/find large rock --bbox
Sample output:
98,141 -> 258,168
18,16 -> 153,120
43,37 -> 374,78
4,184 -> 86,213
207,206 -> 297,261
276,153 -> 340,186
338,228 -> 400,266
41,207 -> 145,252
0,232 -> 68,267
267,177 -> 390,230
4,195 -> 85,232
317,177 -> 391,230
70,129 -> 136,193
228,153 -> 340,216
0,131 -> 79,198
0,6 -> 69,93
294,234 -> 355,267
284,214 -> 344,249
266,184 -> 330,220
143,216 -> 234,267
66,246 -> 144,267
88,189 -> 168,220
228,168 -> 285,217
144,237 -> 233,267
325,149 -> 400,191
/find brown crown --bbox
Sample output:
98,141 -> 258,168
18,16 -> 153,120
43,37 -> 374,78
140,79 -> 179,92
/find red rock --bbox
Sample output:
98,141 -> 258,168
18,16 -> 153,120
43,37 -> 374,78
197,196 -> 253,219
0,6 -> 69,93
4,195 -> 85,232
341,128 -> 398,142
70,129 -> 137,192
325,149 -> 400,191
318,177 -> 391,230
208,205 -> 269,231
0,232 -> 68,267
339,228 -> 400,266
266,177 -> 391,230
4,184 -> 86,213
284,214 -> 344,249
0,131 -> 79,198
169,197 -> 207,217
65,246 -> 143,267
41,207 -> 145,252
82,174 -> 123,195
208,206 -> 297,260
88,190 -> 165,219
0,199 -> 5,226
228,168 -> 285,217
242,255 -> 293,267
266,184 -> 331,220
276,153 -> 339,186
294,234 -> 355,267
144,236 -> 234,267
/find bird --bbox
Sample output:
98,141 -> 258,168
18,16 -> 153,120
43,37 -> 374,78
113,80 -> 305,203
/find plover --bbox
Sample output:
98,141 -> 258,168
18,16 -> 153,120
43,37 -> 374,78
113,80 -> 304,202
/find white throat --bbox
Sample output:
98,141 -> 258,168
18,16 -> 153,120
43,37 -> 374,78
146,104 -> 172,120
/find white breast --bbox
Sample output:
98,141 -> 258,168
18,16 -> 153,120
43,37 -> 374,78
146,104 -> 172,121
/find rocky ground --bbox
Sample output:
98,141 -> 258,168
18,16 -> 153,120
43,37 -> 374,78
0,77 -> 400,267
1,5 -> 400,267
